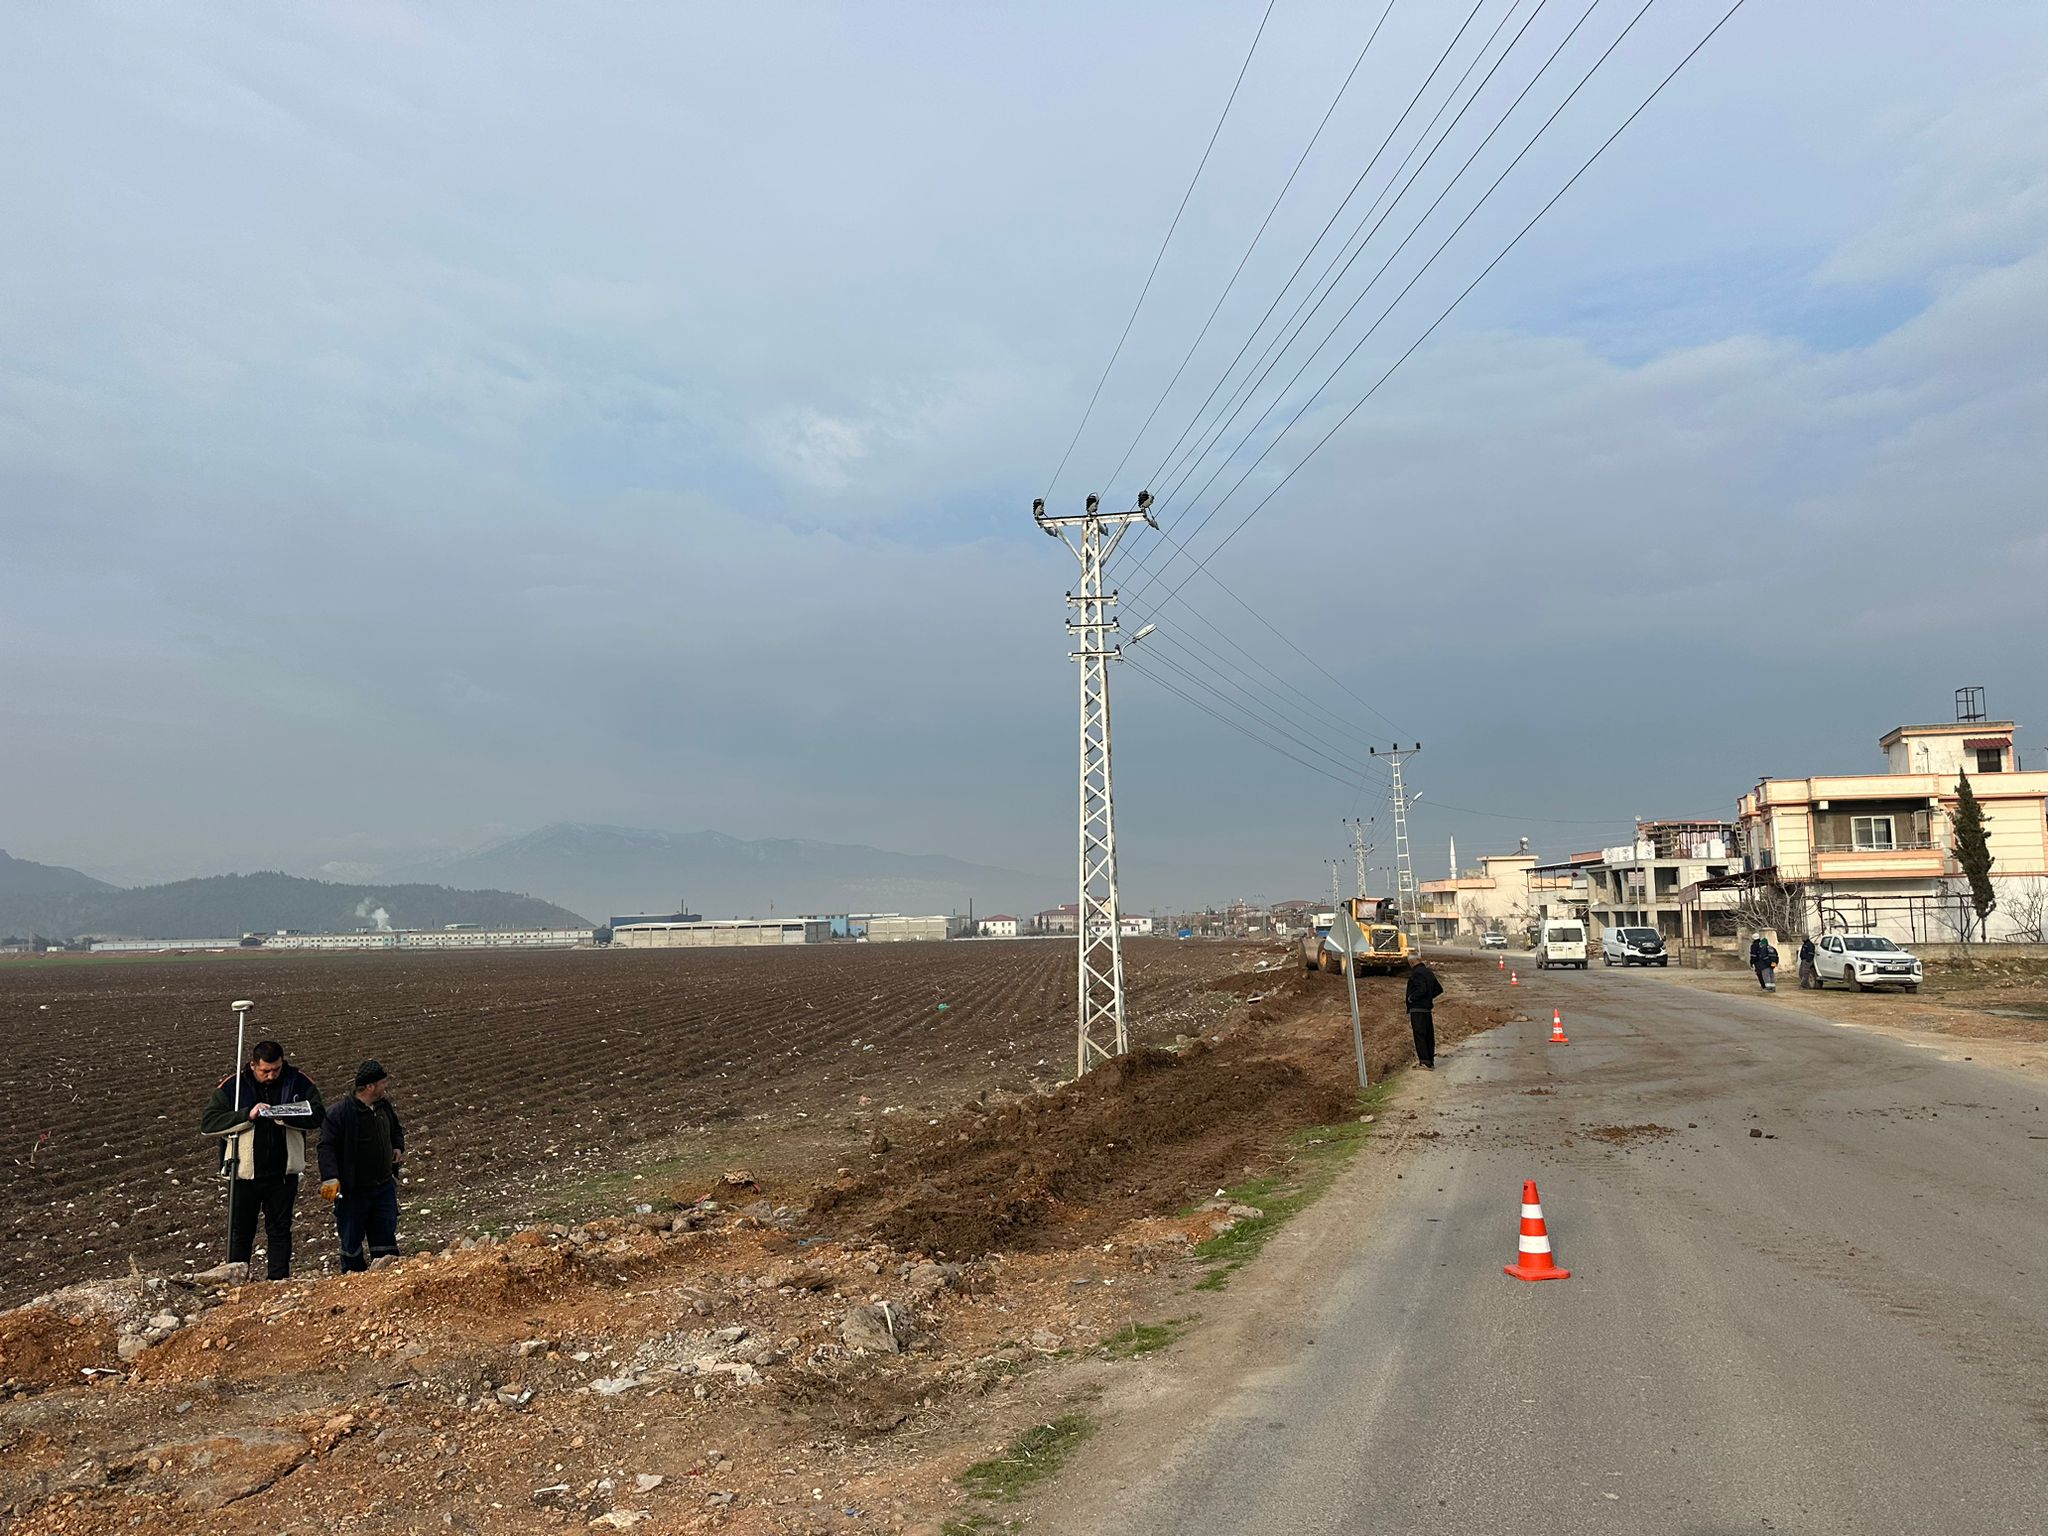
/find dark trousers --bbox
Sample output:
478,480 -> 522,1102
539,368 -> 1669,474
227,1174 -> 299,1280
335,1180 -> 400,1273
1409,1008 -> 1436,1068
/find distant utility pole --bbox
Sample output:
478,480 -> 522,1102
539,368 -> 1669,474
1035,489 -> 1160,1077
1371,744 -> 1422,955
1345,817 -> 1373,899
1327,859 -> 1368,1089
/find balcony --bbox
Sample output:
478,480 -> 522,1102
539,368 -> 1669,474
1811,842 -> 1954,881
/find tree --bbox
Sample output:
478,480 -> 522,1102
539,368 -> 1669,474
1950,772 -> 1997,940
1732,879 -> 1807,942
2003,878 -> 2048,943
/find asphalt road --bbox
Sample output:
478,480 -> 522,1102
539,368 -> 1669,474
1103,963 -> 2048,1535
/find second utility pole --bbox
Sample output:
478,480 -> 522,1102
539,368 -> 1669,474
1036,490 -> 1159,1077
1372,744 -> 1422,956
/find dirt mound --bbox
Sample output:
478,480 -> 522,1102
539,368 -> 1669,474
814,1034 -> 1353,1257
1587,1123 -> 1676,1144
0,1306 -> 118,1387
813,960 -> 1510,1259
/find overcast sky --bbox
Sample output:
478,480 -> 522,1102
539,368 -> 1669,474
4,0 -> 2046,908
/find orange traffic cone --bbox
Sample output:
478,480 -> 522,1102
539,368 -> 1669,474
1549,1009 -> 1569,1045
1510,970 -> 1520,987
1504,1179 -> 1570,1281
1497,956 -> 1505,971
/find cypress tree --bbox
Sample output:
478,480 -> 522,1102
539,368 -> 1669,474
1951,773 -> 1997,940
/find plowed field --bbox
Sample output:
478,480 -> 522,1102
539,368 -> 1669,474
0,939 -> 1271,1305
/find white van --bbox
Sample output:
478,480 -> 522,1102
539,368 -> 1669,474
1536,920 -> 1588,970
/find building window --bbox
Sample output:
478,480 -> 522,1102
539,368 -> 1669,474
1975,747 -> 2004,773
1850,815 -> 1895,851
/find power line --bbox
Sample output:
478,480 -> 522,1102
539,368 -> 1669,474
1099,0 -> 1404,505
1123,653 -> 1380,796
1119,0 -> 1493,525
1135,640 -> 1390,788
1129,0 -> 1547,543
1147,0 -> 1749,607
1041,0 -> 1278,502
1138,610 -> 1388,755
1145,560 -> 1408,737
1133,0 -> 1608,605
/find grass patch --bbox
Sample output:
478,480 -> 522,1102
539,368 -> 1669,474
957,1413 -> 1095,1503
1100,1317 -> 1190,1358
1190,1078 -> 1396,1291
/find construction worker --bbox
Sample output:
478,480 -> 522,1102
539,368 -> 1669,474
1404,958 -> 1444,1070
1797,935 -> 1819,989
319,1060 -> 406,1273
1749,934 -> 1780,991
200,1040 -> 324,1280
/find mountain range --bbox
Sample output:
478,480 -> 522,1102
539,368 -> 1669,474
0,851 -> 586,942
389,823 -> 1038,923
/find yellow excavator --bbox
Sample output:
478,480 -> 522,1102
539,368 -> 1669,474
1302,896 -> 1412,977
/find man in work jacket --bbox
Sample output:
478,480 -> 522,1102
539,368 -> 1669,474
1404,959 -> 1445,1071
200,1040 -> 324,1280
319,1060 -> 406,1273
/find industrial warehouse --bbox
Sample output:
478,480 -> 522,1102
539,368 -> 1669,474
609,912 -> 956,947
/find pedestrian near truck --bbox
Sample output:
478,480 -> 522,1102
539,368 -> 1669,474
319,1060 -> 406,1273
1404,958 -> 1444,1070
200,1040 -> 324,1280
1797,936 -> 1819,990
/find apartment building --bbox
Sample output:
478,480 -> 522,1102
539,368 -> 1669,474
1584,821 -> 1738,941
1738,712 -> 2048,943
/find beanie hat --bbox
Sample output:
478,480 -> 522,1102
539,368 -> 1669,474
355,1059 -> 389,1089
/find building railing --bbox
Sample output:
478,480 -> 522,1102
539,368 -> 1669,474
1812,839 -> 1937,854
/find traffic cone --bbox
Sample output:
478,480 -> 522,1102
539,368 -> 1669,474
1510,970 -> 1520,987
1497,956 -> 1505,970
1504,1179 -> 1570,1281
1549,1009 -> 1568,1045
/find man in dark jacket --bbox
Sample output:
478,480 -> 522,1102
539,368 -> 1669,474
1404,959 -> 1445,1070
200,1040 -> 324,1280
1749,934 -> 1779,991
318,1060 -> 406,1273
1797,936 -> 1818,989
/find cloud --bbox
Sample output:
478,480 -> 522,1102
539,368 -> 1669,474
2,2 -> 2046,906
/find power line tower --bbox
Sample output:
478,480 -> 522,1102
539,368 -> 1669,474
1344,817 -> 1373,899
1035,490 -> 1159,1076
1371,744 -> 1422,954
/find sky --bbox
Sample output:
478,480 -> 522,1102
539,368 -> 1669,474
3,0 -> 2046,909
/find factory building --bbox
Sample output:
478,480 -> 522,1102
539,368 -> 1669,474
860,915 -> 949,943
611,917 -> 831,948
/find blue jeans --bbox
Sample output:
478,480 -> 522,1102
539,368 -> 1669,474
334,1180 -> 399,1272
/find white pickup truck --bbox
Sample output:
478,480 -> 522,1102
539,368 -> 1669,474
1812,933 -> 1923,992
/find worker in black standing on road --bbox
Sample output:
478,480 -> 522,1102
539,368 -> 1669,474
200,1039 -> 324,1280
1405,958 -> 1444,1071
1797,935 -> 1819,989
319,1060 -> 406,1273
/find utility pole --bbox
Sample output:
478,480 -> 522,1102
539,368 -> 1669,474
1345,817 -> 1373,900
1035,490 -> 1159,1077
1327,860 -> 1368,1089
1372,744 -> 1422,955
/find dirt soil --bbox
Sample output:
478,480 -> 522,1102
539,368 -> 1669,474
0,951 -> 1509,1534
0,940 -> 1258,1306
